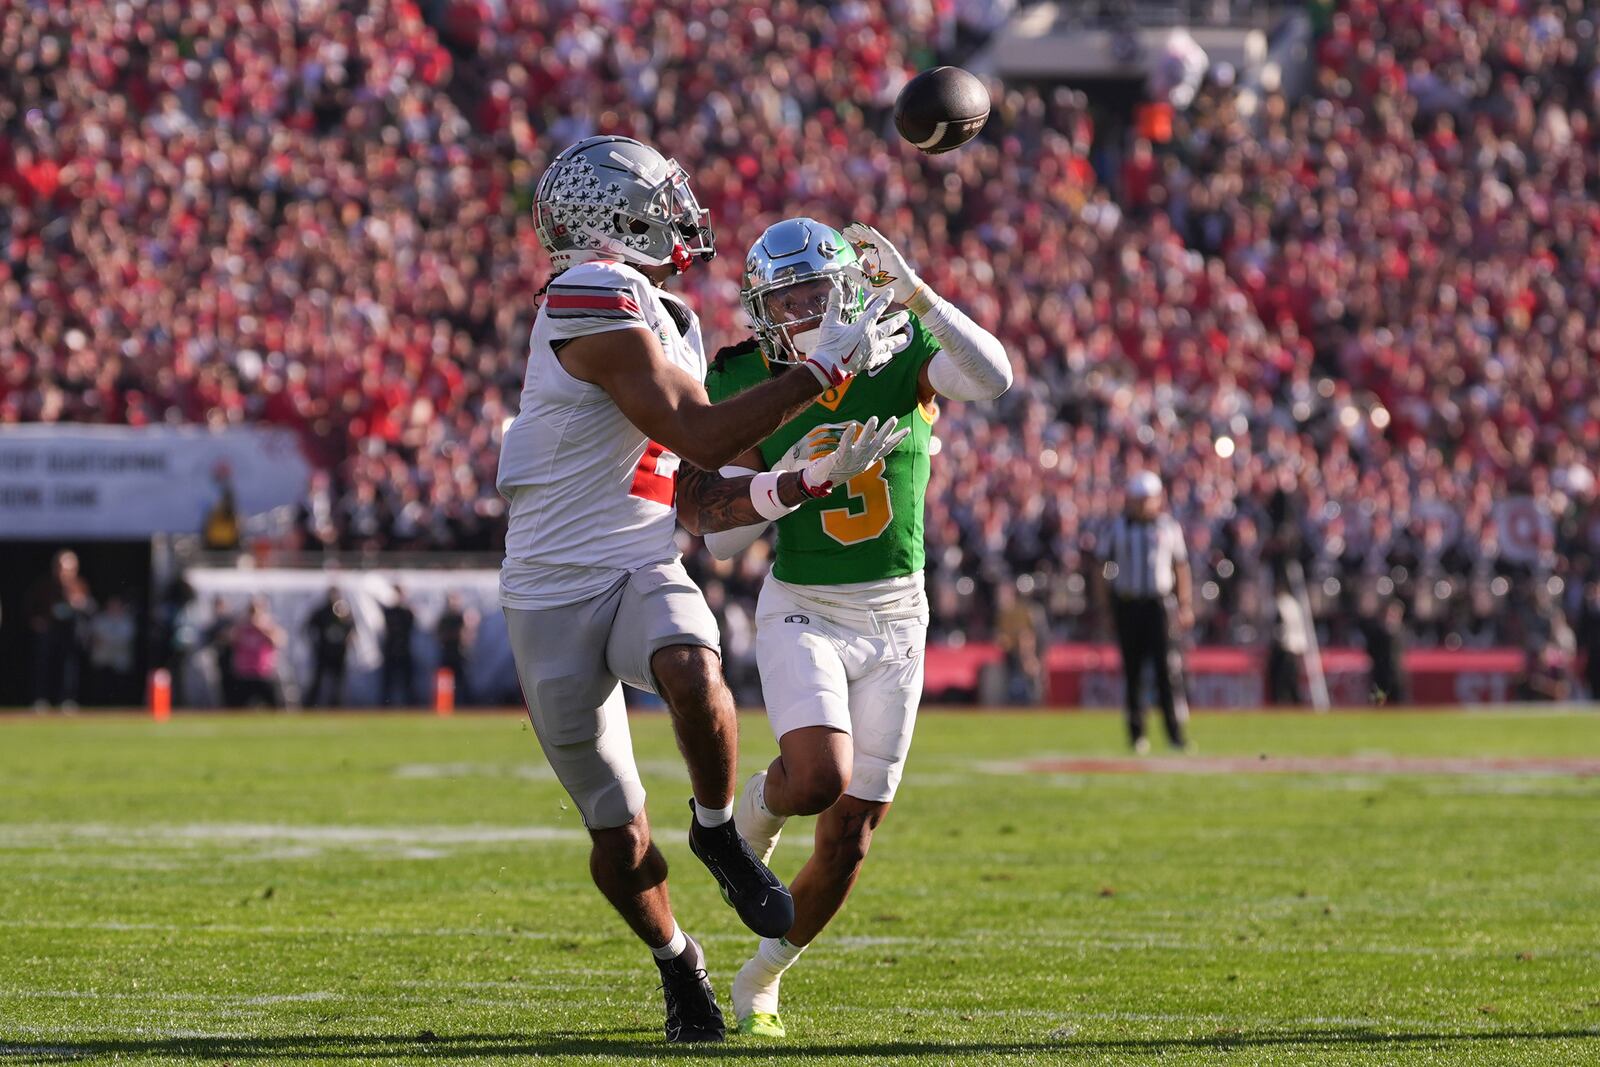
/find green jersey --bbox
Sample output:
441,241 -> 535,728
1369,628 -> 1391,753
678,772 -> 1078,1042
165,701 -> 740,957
704,317 -> 940,585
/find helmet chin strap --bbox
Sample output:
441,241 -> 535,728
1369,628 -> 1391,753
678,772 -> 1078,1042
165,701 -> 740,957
671,243 -> 692,273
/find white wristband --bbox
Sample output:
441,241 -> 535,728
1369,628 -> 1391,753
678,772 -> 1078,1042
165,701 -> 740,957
750,470 -> 801,521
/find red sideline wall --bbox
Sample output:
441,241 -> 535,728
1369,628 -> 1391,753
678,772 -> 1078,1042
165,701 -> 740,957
924,644 -> 1529,706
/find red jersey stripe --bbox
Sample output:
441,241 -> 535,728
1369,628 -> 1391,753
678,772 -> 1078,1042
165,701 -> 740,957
546,293 -> 641,314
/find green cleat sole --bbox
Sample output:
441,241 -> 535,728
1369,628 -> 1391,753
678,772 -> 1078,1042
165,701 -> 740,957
738,1012 -> 786,1038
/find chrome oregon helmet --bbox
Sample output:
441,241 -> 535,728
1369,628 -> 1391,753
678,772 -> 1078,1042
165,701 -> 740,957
533,136 -> 715,273
741,217 -> 865,365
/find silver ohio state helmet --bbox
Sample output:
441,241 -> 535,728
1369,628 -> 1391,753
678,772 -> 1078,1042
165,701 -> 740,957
741,217 -> 865,365
533,136 -> 715,273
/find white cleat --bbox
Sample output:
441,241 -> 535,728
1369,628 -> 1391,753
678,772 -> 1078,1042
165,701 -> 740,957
735,770 -> 787,865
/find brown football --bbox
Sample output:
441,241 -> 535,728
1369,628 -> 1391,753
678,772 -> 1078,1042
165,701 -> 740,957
894,66 -> 990,154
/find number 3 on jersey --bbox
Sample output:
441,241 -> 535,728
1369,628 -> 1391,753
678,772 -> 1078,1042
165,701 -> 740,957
820,460 -> 893,545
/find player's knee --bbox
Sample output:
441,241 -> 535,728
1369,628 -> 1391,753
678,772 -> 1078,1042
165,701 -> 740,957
590,812 -> 653,873
651,645 -> 725,710
787,762 -> 849,815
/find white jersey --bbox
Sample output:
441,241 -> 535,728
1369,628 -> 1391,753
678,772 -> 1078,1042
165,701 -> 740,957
498,259 -> 707,609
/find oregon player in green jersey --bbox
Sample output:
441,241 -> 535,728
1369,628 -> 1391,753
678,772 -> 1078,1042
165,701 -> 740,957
679,217 -> 1013,1037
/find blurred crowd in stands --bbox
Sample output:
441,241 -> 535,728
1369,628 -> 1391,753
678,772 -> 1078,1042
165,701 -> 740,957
4,0 -> 1600,695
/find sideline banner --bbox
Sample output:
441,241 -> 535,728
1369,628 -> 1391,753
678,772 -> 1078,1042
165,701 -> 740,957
0,425 -> 310,539
924,643 -> 1534,707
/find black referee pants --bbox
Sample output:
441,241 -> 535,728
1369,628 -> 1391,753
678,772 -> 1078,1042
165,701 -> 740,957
1112,596 -> 1189,747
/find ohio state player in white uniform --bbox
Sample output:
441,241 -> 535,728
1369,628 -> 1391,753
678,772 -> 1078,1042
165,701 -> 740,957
499,261 -> 711,610
496,135 -> 908,1043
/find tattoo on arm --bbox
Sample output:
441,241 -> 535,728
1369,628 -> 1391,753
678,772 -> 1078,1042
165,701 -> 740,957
676,464 -> 810,535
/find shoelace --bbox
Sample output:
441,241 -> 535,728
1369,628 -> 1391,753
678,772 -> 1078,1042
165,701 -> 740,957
703,824 -> 770,879
659,966 -> 714,1029
658,965 -> 711,992
725,836 -> 775,885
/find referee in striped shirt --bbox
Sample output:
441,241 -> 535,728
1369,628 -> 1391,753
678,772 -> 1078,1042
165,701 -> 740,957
1100,472 -> 1193,754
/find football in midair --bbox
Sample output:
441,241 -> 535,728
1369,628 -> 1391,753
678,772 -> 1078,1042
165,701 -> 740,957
893,66 -> 990,154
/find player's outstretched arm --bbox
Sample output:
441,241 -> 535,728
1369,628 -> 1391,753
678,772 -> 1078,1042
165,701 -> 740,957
844,222 -> 1013,402
560,291 -> 895,471
676,462 -> 798,538
693,424 -> 834,557
676,417 -> 909,537
561,327 -> 818,471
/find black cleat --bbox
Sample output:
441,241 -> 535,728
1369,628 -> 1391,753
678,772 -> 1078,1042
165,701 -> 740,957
687,799 -> 795,939
655,933 -> 725,1042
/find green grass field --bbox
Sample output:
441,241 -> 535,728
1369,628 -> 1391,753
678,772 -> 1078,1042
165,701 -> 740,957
2,709 -> 1597,1066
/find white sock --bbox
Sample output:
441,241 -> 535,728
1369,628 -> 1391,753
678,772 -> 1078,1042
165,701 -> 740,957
755,778 -> 779,818
755,936 -> 805,975
694,798 -> 734,828
650,922 -> 688,961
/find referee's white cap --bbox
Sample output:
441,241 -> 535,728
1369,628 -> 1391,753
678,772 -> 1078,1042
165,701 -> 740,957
1127,471 -> 1163,499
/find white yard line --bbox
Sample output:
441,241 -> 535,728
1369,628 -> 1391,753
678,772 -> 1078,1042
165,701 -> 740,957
391,762 -> 555,780
0,917 -> 1587,960
4,990 -> 336,1005
0,822 -> 586,863
0,919 -> 586,939
0,822 -> 585,845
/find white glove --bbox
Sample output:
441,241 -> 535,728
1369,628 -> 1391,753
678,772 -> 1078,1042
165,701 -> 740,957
773,424 -> 844,473
868,307 -> 914,363
802,290 -> 893,387
775,417 -> 906,472
796,416 -> 910,497
850,221 -> 1013,401
844,222 -> 926,310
